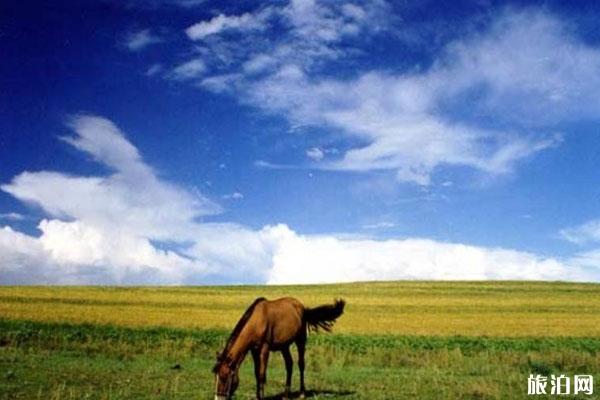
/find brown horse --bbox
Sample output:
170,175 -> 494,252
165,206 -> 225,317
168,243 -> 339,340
213,297 -> 345,400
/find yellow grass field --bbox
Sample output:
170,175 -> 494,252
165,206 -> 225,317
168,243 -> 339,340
1,281 -> 599,336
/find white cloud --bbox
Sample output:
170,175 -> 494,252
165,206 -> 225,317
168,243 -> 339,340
561,219 -> 600,244
266,228 -> 596,284
0,116 -> 218,284
244,50 -> 563,184
185,1 -> 389,78
0,212 -> 24,221
282,0 -> 387,46
243,54 -> 277,75
0,225 -> 51,284
180,7 -> 600,185
0,222 -> 195,284
440,11 -> 600,125
186,12 -> 268,40
253,159 -> 295,170
222,192 -> 244,200
342,4 -> 366,21
2,115 -> 599,284
306,147 -> 324,161
3,215 -> 598,284
200,73 -> 242,93
182,223 -> 280,283
38,219 -> 188,272
0,115 -> 226,284
125,29 -> 161,51
177,221 -> 600,285
169,58 -> 207,81
2,115 -> 219,242
60,115 -> 142,172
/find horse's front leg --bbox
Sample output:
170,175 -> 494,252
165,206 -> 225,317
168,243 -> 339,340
251,348 -> 261,399
257,344 -> 270,399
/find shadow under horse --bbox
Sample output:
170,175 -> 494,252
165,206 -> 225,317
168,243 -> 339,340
264,389 -> 356,400
212,297 -> 345,400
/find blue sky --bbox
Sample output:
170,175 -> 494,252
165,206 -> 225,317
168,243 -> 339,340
2,0 -> 600,284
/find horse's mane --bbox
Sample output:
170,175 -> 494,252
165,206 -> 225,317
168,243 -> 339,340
214,297 -> 266,372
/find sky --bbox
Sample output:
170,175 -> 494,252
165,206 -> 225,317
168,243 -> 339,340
2,0 -> 600,284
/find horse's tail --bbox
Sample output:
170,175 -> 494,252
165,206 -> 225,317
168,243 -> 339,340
304,299 -> 345,332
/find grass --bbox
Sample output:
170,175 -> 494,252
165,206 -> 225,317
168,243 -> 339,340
0,281 -> 599,399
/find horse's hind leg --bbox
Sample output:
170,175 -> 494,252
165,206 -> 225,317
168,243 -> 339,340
281,346 -> 293,399
296,335 -> 306,398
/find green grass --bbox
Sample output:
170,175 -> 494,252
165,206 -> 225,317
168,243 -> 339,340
0,281 -> 599,399
1,320 -> 599,399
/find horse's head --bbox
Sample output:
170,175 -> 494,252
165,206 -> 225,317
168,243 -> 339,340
213,355 -> 239,400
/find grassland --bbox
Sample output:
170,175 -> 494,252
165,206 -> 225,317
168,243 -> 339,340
1,281 -> 599,399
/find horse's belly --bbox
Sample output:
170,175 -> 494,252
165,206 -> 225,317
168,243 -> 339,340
269,341 -> 292,351
269,316 -> 301,346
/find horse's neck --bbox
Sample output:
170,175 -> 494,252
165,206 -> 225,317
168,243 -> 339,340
226,328 -> 252,367
225,300 -> 264,367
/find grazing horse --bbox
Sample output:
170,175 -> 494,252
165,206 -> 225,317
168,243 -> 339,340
213,297 -> 345,400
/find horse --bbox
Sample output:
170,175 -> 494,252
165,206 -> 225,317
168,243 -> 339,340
213,297 -> 345,400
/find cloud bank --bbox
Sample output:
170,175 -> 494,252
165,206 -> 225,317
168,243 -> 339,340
1,115 -> 598,284
6,3 -> 600,284
267,230 -> 591,284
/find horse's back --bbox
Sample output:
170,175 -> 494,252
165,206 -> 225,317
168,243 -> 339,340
258,297 -> 304,346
